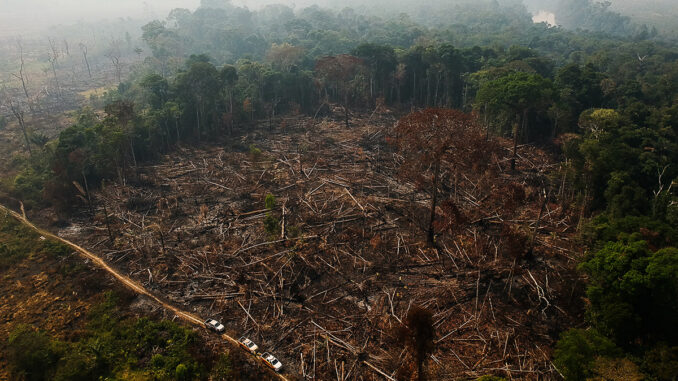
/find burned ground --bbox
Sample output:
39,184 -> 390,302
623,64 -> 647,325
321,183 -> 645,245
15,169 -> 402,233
56,112 -> 585,380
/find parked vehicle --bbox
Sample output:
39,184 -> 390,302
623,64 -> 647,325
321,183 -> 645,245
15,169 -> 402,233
204,318 -> 225,333
239,337 -> 259,355
260,352 -> 283,372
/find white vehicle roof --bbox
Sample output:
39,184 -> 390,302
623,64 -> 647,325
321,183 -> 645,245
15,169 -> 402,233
206,319 -> 224,330
241,338 -> 256,345
264,353 -> 283,369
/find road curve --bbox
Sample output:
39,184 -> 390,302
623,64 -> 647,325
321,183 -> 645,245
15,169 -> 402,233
0,204 -> 290,381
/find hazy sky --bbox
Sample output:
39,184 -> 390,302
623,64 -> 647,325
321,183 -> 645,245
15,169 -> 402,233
0,0 -> 519,36
0,0 -> 342,36
0,0 -> 201,35
1,0 -> 676,37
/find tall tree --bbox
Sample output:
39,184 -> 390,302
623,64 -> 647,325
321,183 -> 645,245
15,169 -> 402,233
219,65 -> 238,134
266,42 -> 304,72
352,43 -> 397,103
139,74 -> 169,110
476,71 -> 553,171
392,108 -> 491,245
314,54 -> 366,128
175,59 -> 221,140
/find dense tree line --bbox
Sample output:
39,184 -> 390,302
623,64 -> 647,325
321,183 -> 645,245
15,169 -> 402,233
2,1 -> 677,379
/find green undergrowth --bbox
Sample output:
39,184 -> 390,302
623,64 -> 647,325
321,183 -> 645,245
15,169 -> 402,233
6,292 -> 234,381
1,213 -> 235,380
0,212 -> 70,269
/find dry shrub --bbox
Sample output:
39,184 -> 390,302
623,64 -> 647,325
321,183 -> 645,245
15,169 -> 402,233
500,224 -> 528,259
370,234 -> 384,251
496,182 -> 527,216
198,204 -> 209,224
434,198 -> 468,235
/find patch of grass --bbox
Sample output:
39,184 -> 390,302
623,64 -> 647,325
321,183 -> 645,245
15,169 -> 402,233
264,214 -> 281,237
263,194 -> 280,237
249,144 -> 263,160
0,213 -> 71,269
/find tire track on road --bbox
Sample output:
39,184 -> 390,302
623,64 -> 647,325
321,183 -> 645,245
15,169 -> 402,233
1,204 -> 289,381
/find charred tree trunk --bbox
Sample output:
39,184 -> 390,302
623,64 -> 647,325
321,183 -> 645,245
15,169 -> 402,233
528,188 -> 549,257
82,171 -> 94,216
102,200 -> 114,243
195,101 -> 201,141
229,92 -> 234,135
511,109 -> 527,173
511,121 -> 519,172
175,117 -> 181,144
80,43 -> 92,78
427,160 -> 441,246
343,92 -> 350,128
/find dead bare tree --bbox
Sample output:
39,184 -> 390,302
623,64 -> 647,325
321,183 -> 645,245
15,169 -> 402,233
106,40 -> 123,83
48,37 -> 62,98
528,188 -> 549,256
79,42 -> 92,78
11,39 -> 33,113
652,165 -> 673,218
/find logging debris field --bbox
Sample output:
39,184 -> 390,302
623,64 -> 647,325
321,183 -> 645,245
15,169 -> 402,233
53,113 -> 584,380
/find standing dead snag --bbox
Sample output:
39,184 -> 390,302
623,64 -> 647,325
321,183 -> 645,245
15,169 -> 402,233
79,43 -> 92,79
106,40 -> 123,83
12,39 -> 33,113
391,108 -> 491,245
396,306 -> 435,381
48,37 -> 62,99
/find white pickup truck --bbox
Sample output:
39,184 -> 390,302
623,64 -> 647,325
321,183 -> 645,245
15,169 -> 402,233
260,352 -> 283,373
204,318 -> 225,333
238,337 -> 259,355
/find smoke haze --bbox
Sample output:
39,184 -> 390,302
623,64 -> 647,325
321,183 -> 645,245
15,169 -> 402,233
0,0 -> 200,36
1,0 -> 676,37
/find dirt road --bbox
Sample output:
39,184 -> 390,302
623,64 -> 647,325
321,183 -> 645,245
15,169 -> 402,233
0,204 -> 290,381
